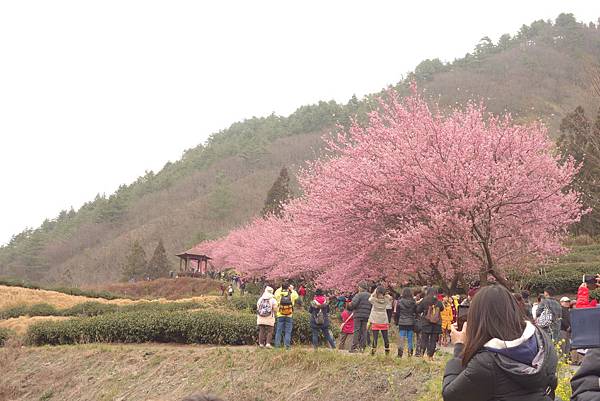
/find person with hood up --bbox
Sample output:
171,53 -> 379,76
442,285 -> 558,401
395,287 -> 417,358
309,289 -> 336,349
571,348 -> 600,401
348,282 -> 372,353
368,285 -> 393,355
256,286 -> 278,348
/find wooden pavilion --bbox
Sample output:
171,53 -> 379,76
175,248 -> 212,277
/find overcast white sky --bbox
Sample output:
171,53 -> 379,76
0,1 -> 598,245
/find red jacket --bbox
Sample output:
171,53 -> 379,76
575,286 -> 598,309
341,309 -> 354,334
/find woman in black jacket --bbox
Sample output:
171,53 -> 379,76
442,285 -> 558,401
395,287 -> 417,357
416,287 -> 444,360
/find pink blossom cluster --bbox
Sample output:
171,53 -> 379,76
198,88 -> 584,290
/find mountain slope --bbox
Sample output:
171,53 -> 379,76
1,14 -> 600,285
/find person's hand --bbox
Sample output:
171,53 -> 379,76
450,322 -> 467,345
596,274 -> 600,284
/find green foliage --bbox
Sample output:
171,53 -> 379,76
122,240 -> 148,281
527,265 -> 598,294
207,176 -> 235,220
0,327 -> 13,346
261,167 -> 291,217
0,300 -> 206,319
558,106 -> 600,235
225,295 -> 258,314
590,288 -> 600,302
0,277 -> 126,300
147,239 -> 170,279
60,302 -> 119,317
26,309 -> 329,346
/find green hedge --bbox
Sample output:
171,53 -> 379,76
527,265 -> 600,294
0,301 -> 207,320
0,277 -> 126,300
26,310 -> 337,346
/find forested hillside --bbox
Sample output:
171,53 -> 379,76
2,13 -> 599,285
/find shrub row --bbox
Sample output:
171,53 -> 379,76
0,301 -> 207,320
0,277 -> 127,300
25,310 -> 334,346
526,265 -> 600,294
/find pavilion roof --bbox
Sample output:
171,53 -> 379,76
175,246 -> 212,260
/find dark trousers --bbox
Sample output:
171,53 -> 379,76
258,324 -> 273,346
372,329 -> 389,349
351,318 -> 369,351
311,326 -> 336,349
420,332 -> 439,357
338,332 -> 353,350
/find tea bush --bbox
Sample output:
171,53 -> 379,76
0,277 -> 127,300
527,264 -> 599,294
0,300 -> 206,319
26,310 -> 336,346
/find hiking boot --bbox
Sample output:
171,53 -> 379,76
397,348 -> 403,358
407,349 -> 413,357
265,344 -> 272,348
371,347 -> 376,356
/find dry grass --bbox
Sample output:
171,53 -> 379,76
0,316 -> 71,336
0,343 -> 444,401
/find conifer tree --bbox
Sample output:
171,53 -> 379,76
122,240 -> 147,281
261,167 -> 291,217
147,239 -> 170,279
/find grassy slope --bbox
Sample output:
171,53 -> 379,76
0,344 -> 444,401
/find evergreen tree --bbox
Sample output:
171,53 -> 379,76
559,106 -> 600,235
261,167 -> 291,217
147,239 -> 170,279
122,240 -> 147,281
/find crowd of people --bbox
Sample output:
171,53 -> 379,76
249,276 -> 600,401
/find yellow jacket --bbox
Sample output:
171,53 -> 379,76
441,302 -> 454,325
274,288 -> 299,318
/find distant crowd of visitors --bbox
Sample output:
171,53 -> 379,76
246,275 -> 600,401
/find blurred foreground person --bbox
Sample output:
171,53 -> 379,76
571,348 -> 600,401
442,285 -> 557,401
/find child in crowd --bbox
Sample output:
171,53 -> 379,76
338,301 -> 354,350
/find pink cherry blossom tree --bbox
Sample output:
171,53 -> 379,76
198,87 -> 584,290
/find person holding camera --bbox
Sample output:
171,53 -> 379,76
442,285 -> 557,401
